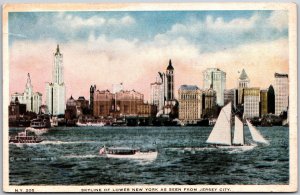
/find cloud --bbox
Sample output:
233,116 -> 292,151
9,11 -> 289,102
154,11 -> 288,52
55,13 -> 136,29
10,34 -> 288,103
267,11 -> 288,31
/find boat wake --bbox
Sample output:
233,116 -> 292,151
25,127 -> 48,135
166,145 -> 257,153
41,140 -> 99,145
62,154 -> 99,159
10,140 -> 99,146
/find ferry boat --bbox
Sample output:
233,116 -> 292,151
30,114 -> 51,129
99,146 -> 158,160
9,129 -> 43,143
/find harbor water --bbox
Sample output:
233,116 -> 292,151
9,126 -> 289,185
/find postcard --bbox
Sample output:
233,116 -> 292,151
2,2 -> 297,192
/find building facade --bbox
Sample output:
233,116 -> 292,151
237,69 -> 250,105
260,89 -> 268,117
243,87 -> 260,118
178,85 -> 203,124
65,96 -> 77,119
150,81 -> 164,111
46,45 -> 66,115
150,73 -> 165,111
9,97 -> 27,119
93,89 -> 144,117
11,73 -> 42,114
202,87 -> 217,118
274,73 -> 289,115
203,68 -> 226,106
224,88 -> 236,106
137,103 -> 157,117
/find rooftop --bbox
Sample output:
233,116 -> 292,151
239,69 -> 249,80
179,85 -> 200,90
275,73 -> 288,78
166,59 -> 174,70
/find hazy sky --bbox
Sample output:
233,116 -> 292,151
9,10 -> 288,102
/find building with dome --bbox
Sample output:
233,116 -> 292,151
237,69 -> 250,104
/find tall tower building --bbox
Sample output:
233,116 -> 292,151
203,68 -> 226,106
237,69 -> 250,105
274,73 -> 289,115
11,73 -> 42,113
90,85 -> 96,114
46,45 -> 66,115
166,59 -> 174,100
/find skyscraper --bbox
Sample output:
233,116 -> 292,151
243,87 -> 260,118
267,85 -> 275,114
46,45 -> 66,115
260,89 -> 268,117
178,85 -> 203,124
274,73 -> 289,115
166,59 -> 174,100
90,85 -> 96,114
203,68 -> 226,106
150,75 -> 164,111
11,73 -> 42,113
237,69 -> 250,104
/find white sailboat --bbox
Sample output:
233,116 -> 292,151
206,102 -> 269,149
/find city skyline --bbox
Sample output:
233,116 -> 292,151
9,10 -> 288,102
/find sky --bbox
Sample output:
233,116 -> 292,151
9,10 -> 289,103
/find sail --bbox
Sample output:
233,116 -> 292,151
206,102 -> 232,145
233,116 -> 244,145
246,120 -> 269,144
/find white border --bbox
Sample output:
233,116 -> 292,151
2,3 -> 297,192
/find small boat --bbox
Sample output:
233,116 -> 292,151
206,102 -> 269,149
9,129 -> 43,143
99,146 -> 158,160
76,121 -> 105,127
30,114 -> 51,129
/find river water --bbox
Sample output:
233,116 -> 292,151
9,126 -> 289,185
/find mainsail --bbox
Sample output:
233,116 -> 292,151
233,116 -> 244,145
246,120 -> 269,144
206,102 -> 232,145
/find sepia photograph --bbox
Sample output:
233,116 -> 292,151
2,2 -> 297,192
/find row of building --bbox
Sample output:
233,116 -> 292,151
174,69 -> 288,124
9,45 -> 289,126
11,45 -> 66,116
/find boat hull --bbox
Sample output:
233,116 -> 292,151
104,151 -> 158,160
214,145 -> 256,151
9,139 -> 43,144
